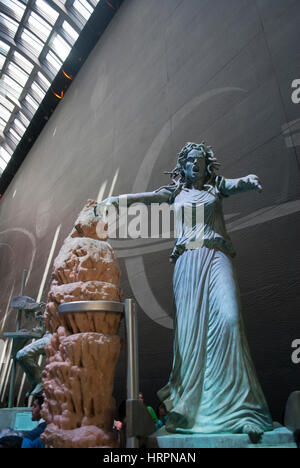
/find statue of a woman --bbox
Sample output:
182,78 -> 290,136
95,141 -> 273,442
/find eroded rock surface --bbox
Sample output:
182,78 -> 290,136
41,200 -> 122,448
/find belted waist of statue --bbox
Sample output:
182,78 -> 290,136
170,185 -> 236,262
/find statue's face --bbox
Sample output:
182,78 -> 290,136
184,148 -> 207,185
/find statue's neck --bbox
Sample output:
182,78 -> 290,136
185,179 -> 205,191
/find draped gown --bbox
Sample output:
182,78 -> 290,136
158,176 -> 273,434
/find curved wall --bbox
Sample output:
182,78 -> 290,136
0,0 -> 299,420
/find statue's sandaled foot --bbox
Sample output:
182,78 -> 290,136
243,423 -> 263,444
165,412 -> 189,433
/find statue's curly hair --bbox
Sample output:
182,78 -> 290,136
165,141 -> 220,186
155,141 -> 221,198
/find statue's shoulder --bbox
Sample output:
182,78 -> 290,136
155,183 -> 183,203
212,175 -> 229,198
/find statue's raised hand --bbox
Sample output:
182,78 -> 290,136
245,174 -> 262,193
94,196 -> 119,217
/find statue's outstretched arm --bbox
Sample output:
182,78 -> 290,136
94,188 -> 171,216
217,174 -> 262,197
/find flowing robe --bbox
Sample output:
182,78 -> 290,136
158,177 -> 273,433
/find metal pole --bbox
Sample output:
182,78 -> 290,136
16,269 -> 27,331
8,360 -> 16,408
125,298 -> 139,448
8,269 -> 28,407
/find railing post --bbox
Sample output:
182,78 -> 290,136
125,298 -> 139,448
16,269 -> 27,332
8,269 -> 28,408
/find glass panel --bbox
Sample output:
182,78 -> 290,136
37,71 -> 51,90
31,81 -> 45,101
24,93 -> 39,111
0,146 -> 11,163
0,54 -> 5,71
27,11 -> 52,42
7,62 -> 29,86
0,95 -> 15,112
0,157 -> 7,171
73,0 -> 93,20
0,40 -> 10,56
0,12 -> 19,37
50,34 -> 71,61
0,118 -> 6,132
0,0 -> 26,20
12,51 -> 34,74
35,0 -> 59,24
0,104 -> 11,121
8,127 -> 21,142
21,28 -> 44,56
2,75 -> 23,98
18,111 -> 30,127
14,117 -> 27,135
45,50 -> 62,72
62,21 -> 79,43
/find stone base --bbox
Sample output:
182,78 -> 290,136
147,426 -> 297,448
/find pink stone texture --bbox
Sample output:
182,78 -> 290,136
41,200 -> 122,448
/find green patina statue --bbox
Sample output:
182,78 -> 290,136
14,298 -> 52,396
95,141 -> 273,443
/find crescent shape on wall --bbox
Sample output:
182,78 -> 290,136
0,228 -> 37,288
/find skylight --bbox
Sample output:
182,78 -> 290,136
14,117 -> 27,136
0,0 -> 26,19
0,118 -> 6,132
21,28 -> 45,56
1,104 -> 13,122
31,81 -> 46,102
0,0 -> 104,177
0,40 -> 9,55
35,0 -> 59,25
7,62 -> 29,87
0,146 -> 11,163
27,11 -> 52,42
24,93 -> 39,112
0,95 -> 14,112
62,21 -> 79,44
45,50 -> 62,72
0,54 -> 5,70
0,157 -> 6,171
0,12 -> 19,37
13,51 -> 34,74
73,0 -> 94,21
2,75 -> 23,98
50,34 -> 71,61
37,71 -> 51,91
8,127 -> 21,145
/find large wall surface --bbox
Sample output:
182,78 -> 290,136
0,0 -> 299,420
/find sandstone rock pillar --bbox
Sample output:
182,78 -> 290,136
41,200 -> 123,448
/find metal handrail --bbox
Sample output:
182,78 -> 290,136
58,300 -> 124,314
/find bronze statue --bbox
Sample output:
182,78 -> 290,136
95,141 -> 273,442
15,299 -> 52,396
